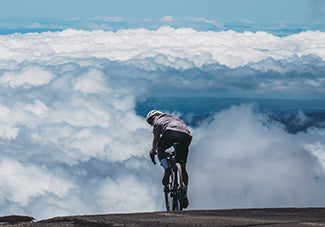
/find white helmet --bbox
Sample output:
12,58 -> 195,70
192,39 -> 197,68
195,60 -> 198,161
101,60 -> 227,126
146,110 -> 162,125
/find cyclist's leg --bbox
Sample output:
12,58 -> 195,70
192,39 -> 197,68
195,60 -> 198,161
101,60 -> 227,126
180,163 -> 188,186
179,162 -> 189,209
173,132 -> 191,186
157,147 -> 171,186
172,132 -> 191,209
157,131 -> 175,185
157,131 -> 175,165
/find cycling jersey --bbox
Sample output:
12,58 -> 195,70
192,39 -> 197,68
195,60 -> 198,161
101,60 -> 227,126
152,114 -> 191,152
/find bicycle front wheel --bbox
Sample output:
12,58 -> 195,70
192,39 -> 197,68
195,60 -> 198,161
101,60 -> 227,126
164,186 -> 170,211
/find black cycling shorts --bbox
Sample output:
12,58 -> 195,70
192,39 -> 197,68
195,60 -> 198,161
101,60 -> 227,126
157,130 -> 192,164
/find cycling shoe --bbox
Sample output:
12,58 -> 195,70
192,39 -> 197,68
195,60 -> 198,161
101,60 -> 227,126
182,196 -> 189,209
162,169 -> 171,186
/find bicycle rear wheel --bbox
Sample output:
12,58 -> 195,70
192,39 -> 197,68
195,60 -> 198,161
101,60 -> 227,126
170,163 -> 185,211
171,169 -> 179,211
175,163 -> 185,211
164,186 -> 170,211
172,193 -> 178,211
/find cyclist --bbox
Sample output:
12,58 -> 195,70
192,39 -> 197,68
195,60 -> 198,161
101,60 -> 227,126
146,110 -> 192,208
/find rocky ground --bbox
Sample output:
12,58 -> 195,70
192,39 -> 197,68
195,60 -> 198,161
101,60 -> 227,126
1,208 -> 325,226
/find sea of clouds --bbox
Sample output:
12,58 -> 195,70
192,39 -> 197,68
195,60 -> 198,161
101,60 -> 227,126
0,27 -> 325,219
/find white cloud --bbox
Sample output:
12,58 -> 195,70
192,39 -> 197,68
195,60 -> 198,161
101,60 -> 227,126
185,17 -> 223,27
190,104 -> 325,209
64,17 -> 80,22
0,105 -> 19,139
24,100 -> 48,116
28,23 -> 42,29
0,157 -> 73,207
94,16 -> 124,22
0,66 -> 55,88
0,28 -> 324,69
73,68 -> 110,94
158,16 -> 175,23
0,28 -> 324,220
95,175 -> 159,213
305,142 -> 325,171
242,19 -> 254,24
0,122 -> 19,140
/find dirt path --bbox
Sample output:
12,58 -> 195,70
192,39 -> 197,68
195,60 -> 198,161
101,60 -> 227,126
3,208 -> 325,226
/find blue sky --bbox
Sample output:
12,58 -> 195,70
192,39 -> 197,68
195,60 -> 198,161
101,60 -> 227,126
0,0 -> 314,20
0,0 -> 324,33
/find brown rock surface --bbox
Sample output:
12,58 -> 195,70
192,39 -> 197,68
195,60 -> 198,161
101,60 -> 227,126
3,208 -> 325,226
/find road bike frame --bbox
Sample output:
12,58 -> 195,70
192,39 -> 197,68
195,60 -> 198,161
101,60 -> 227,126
164,150 -> 186,211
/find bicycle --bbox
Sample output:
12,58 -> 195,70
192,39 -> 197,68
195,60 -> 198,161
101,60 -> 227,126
164,150 -> 187,211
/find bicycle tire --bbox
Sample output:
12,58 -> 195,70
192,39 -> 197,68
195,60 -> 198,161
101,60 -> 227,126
164,186 -> 170,211
175,163 -> 184,211
163,151 -> 187,212
171,170 -> 178,211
